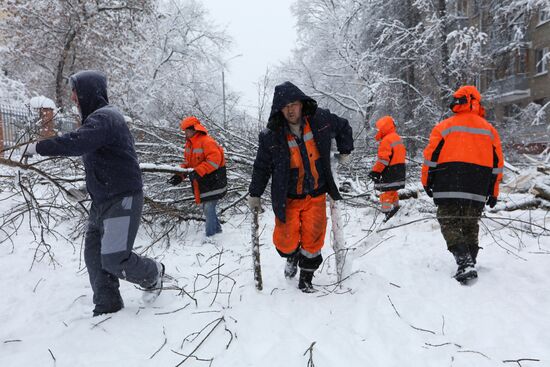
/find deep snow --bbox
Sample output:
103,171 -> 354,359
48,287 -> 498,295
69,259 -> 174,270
1,192 -> 549,367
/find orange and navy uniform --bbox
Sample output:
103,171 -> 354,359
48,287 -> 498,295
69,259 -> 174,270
274,119 -> 328,265
180,117 -> 227,204
286,119 -> 326,198
370,116 -> 406,213
422,86 -> 504,208
249,81 -> 354,272
371,116 -> 406,192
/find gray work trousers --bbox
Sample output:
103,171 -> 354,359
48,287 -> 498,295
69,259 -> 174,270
84,192 -> 158,314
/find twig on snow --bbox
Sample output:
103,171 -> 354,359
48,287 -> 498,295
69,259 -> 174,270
48,348 -> 56,364
303,341 -> 316,367
154,304 -> 190,315
387,295 -> 436,335
90,316 -> 112,329
149,327 -> 167,359
503,358 -> 541,366
176,317 -> 225,366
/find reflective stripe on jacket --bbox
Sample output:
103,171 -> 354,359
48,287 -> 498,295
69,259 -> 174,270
182,132 -> 227,204
371,116 -> 406,192
421,111 -> 504,207
286,119 -> 326,197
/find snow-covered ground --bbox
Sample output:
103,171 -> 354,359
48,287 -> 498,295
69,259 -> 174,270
1,192 -> 549,367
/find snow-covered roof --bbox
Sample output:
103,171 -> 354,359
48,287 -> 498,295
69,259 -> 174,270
29,96 -> 56,110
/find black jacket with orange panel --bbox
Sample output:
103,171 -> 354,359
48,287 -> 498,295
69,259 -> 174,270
421,86 -> 504,208
180,117 -> 227,204
248,82 -> 354,222
370,116 -> 406,192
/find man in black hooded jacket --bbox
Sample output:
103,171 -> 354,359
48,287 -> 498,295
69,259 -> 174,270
248,81 -> 353,292
24,70 -> 164,316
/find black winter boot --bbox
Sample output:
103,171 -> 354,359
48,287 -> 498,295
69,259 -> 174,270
298,270 -> 316,293
384,205 -> 400,222
93,300 -> 124,317
450,244 -> 477,283
142,262 -> 165,304
469,244 -> 480,265
284,251 -> 300,279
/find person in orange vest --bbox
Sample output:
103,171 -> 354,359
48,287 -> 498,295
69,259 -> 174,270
248,81 -> 354,292
168,116 -> 227,237
368,116 -> 406,222
422,85 -> 504,283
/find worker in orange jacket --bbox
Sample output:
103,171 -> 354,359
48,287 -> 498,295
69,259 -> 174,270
368,116 -> 406,222
168,116 -> 227,237
422,86 -> 504,283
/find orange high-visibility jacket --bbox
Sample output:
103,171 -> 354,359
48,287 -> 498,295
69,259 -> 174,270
180,117 -> 227,204
286,119 -> 325,198
371,116 -> 406,191
421,86 -> 504,207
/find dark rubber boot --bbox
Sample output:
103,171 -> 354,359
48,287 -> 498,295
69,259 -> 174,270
284,251 -> 300,279
298,270 -> 316,293
384,206 -> 400,222
469,244 -> 480,265
451,244 -> 477,283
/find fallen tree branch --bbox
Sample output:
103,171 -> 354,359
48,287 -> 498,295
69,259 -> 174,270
149,327 -> 167,360
503,358 -> 541,366
176,317 -> 224,366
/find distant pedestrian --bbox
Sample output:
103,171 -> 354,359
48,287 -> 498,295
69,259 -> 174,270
168,116 -> 226,237
421,85 -> 504,283
24,70 -> 164,316
248,81 -> 354,292
368,116 -> 406,222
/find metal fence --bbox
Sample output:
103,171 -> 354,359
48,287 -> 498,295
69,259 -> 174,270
0,104 -> 79,153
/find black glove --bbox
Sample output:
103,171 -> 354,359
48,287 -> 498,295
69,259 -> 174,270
167,174 -> 183,186
368,171 -> 381,183
188,170 -> 198,181
424,186 -> 433,198
486,196 -> 497,208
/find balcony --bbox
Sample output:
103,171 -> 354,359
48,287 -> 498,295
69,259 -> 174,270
486,74 -> 531,103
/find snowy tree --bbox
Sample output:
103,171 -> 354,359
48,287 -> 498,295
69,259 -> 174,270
1,0 -> 155,107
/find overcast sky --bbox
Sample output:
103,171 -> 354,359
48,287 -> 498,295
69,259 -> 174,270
200,0 -> 297,114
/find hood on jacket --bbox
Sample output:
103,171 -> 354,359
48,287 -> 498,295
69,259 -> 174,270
450,85 -> 483,115
180,116 -> 208,134
69,70 -> 109,122
267,81 -> 318,130
374,115 -> 396,141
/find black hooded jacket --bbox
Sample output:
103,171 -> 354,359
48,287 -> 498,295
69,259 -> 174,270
36,70 -> 142,204
249,82 -> 354,222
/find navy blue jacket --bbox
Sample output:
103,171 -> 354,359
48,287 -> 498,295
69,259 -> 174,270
36,70 -> 142,204
249,81 -> 354,222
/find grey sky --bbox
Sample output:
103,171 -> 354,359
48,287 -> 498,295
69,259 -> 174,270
200,0 -> 297,115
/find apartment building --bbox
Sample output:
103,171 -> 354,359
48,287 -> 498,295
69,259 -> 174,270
452,0 -> 549,151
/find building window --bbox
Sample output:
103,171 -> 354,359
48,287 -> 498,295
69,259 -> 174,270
456,0 -> 468,17
470,0 -> 480,16
535,48 -> 549,74
539,9 -> 550,24
516,48 -> 528,74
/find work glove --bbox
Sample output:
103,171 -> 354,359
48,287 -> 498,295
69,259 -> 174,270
167,174 -> 183,186
188,170 -> 198,181
336,153 -> 351,165
248,196 -> 261,211
423,186 -> 433,198
368,171 -> 381,183
22,142 -> 38,157
486,196 -> 497,208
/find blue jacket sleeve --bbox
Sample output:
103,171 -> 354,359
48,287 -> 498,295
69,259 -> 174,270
36,113 -> 113,157
328,110 -> 354,154
248,130 -> 273,197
